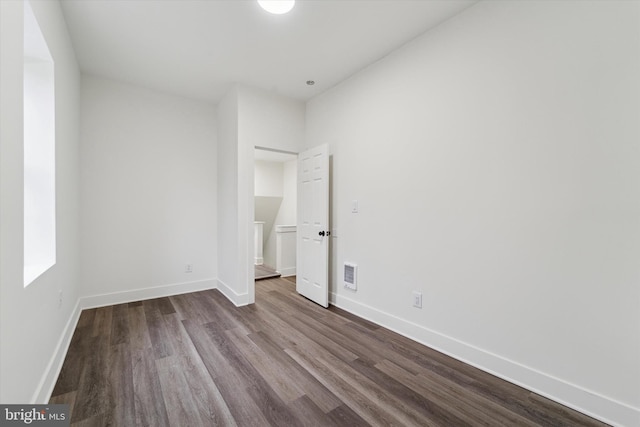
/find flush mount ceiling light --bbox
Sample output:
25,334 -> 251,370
258,0 -> 295,15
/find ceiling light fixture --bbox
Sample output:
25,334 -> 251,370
257,0 -> 295,15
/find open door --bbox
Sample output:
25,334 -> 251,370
296,144 -> 329,307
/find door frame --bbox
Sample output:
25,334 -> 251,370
248,146 -> 300,303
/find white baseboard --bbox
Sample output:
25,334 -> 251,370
32,299 -> 82,404
329,291 -> 639,427
80,278 -> 217,309
216,278 -> 252,306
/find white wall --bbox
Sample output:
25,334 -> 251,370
254,159 -> 297,269
217,86 -> 242,302
280,159 -> 297,226
305,1 -> 640,425
267,159 -> 297,269
255,160 -> 283,268
80,76 -> 217,303
239,86 -> 304,295
218,85 -> 304,304
239,86 -> 305,154
255,160 -> 284,197
0,0 -> 81,403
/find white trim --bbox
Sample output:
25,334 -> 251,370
329,291 -> 640,427
275,225 -> 296,233
32,298 -> 81,404
80,279 -> 216,310
216,278 -> 251,307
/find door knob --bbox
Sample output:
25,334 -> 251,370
318,230 -> 331,237
319,231 -> 325,236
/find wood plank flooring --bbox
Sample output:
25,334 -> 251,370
255,264 -> 281,281
50,276 -> 608,426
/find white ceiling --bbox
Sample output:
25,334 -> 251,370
60,0 -> 477,103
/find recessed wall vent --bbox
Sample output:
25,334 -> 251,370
344,262 -> 357,291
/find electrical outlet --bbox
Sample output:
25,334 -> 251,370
412,291 -> 422,308
185,264 -> 193,273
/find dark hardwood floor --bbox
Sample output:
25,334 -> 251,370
255,264 -> 281,281
50,276 -> 608,426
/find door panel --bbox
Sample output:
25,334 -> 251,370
296,144 -> 329,307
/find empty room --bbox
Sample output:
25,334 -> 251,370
1,0 -> 638,426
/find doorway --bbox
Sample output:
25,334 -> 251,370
253,148 -> 297,288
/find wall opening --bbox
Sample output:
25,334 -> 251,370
23,0 -> 56,286
253,147 -> 297,286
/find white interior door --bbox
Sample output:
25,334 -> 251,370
296,144 -> 329,307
